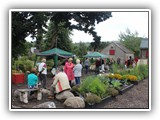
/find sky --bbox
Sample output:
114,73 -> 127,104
26,11 -> 149,43
71,11 -> 149,43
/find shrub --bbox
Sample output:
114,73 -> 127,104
71,85 -> 80,92
108,88 -> 119,97
136,64 -> 148,78
79,76 -> 108,98
12,56 -> 34,73
85,93 -> 102,105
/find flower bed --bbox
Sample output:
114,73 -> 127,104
71,65 -> 148,108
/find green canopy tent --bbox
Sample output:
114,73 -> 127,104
84,52 -> 107,58
35,48 -> 74,68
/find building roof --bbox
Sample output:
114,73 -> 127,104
140,38 -> 148,49
113,41 -> 133,54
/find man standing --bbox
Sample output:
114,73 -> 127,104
84,58 -> 90,74
38,58 -> 47,89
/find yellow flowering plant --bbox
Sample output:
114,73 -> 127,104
128,75 -> 138,81
122,74 -> 137,81
114,74 -> 122,80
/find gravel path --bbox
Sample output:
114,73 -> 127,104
103,78 -> 149,109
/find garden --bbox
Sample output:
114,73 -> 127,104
71,64 -> 148,108
11,62 -> 149,109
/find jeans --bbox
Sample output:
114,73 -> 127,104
85,65 -> 89,74
75,77 -> 80,85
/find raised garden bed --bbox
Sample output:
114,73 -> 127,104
119,84 -> 134,95
72,83 -> 135,108
85,95 -> 113,108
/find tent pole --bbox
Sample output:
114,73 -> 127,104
54,55 -> 58,68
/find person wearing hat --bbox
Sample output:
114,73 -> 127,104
27,68 -> 39,89
64,57 -> 75,86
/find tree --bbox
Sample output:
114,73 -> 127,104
11,11 -> 112,58
73,42 -> 88,58
12,12 -> 49,58
89,41 -> 110,51
118,28 -> 142,57
43,21 -> 73,52
46,12 -> 112,51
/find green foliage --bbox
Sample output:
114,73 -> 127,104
98,76 -> 110,86
71,85 -> 80,93
111,80 -> 122,90
46,59 -> 54,70
79,76 -> 108,98
118,28 -> 142,57
136,64 -> 148,79
72,42 -> 88,58
108,88 -> 119,97
112,64 -> 119,73
85,93 -> 102,105
12,12 -> 112,58
12,12 -> 48,58
12,56 -> 34,72
89,41 -> 110,52
43,21 -> 73,52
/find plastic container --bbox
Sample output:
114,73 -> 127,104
12,73 -> 25,84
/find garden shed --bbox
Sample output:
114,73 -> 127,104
101,41 -> 134,64
35,48 -> 74,67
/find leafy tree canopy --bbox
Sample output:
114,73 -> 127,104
118,28 -> 143,57
12,11 -> 112,58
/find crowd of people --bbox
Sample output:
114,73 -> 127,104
27,57 -> 83,98
27,56 -> 139,98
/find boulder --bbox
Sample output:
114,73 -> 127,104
40,88 -> 51,95
63,97 -> 85,108
13,90 -> 20,97
55,90 -> 74,101
32,102 -> 56,108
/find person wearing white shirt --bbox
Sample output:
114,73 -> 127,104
73,59 -> 82,85
38,58 -> 47,89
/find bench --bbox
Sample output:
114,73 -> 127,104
17,88 -> 42,103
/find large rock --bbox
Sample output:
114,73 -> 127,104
40,88 -> 51,95
63,97 -> 85,108
55,90 -> 74,101
13,90 -> 20,97
32,102 -> 56,108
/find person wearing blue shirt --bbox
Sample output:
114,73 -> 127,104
28,68 -> 38,89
